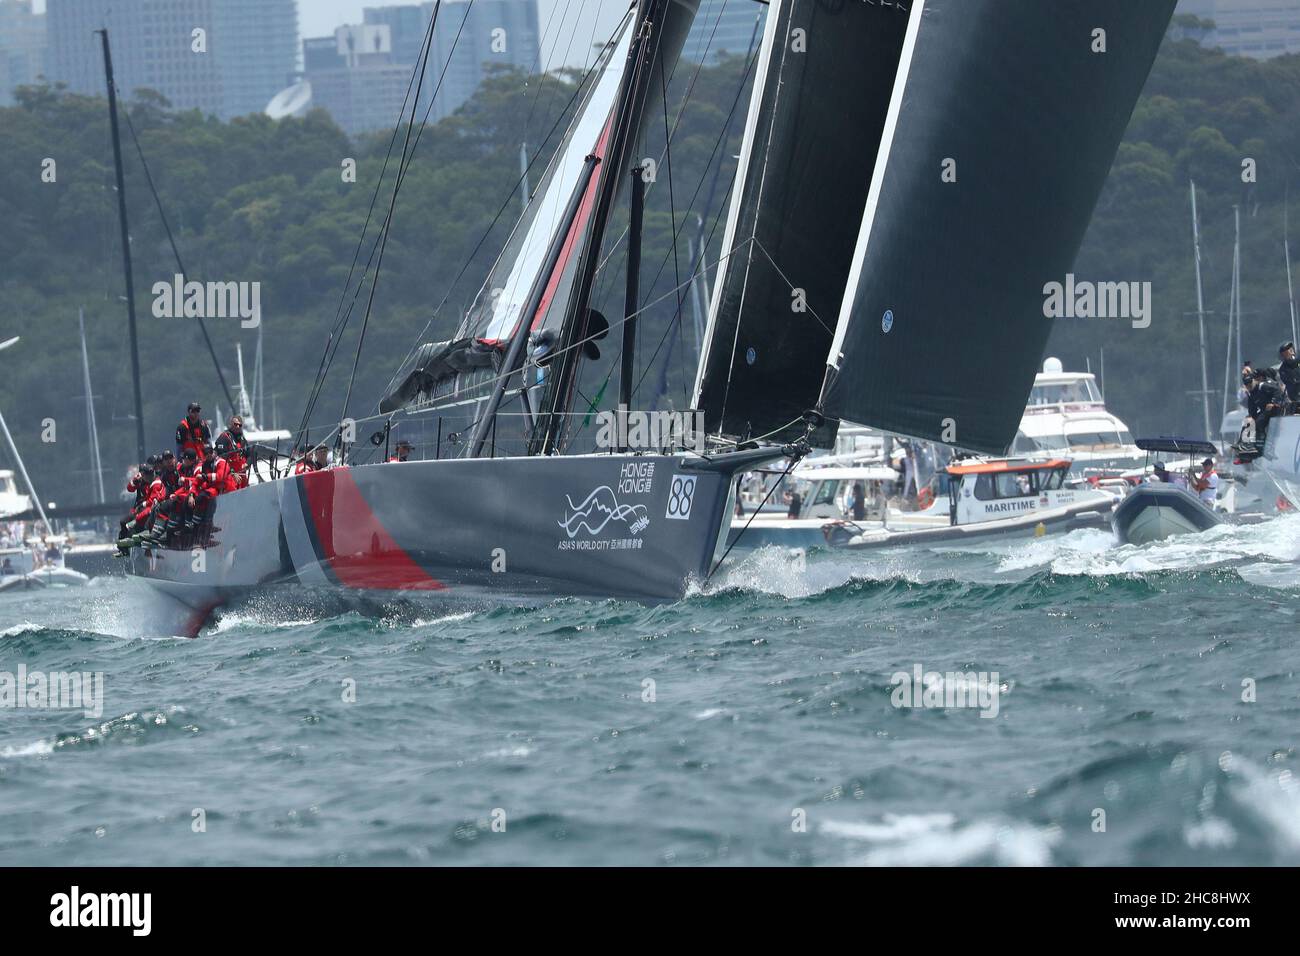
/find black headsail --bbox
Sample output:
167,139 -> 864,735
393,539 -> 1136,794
692,0 -> 912,448
820,0 -> 1176,454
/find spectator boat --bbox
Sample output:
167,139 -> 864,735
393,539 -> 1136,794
1111,438 -> 1225,545
823,458 -> 1114,550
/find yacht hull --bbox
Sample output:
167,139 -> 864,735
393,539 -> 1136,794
125,452 -> 757,635
1258,417 -> 1300,510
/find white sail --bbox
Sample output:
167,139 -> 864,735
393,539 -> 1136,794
477,13 -> 636,344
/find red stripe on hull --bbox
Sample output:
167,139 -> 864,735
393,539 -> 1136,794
300,468 -> 447,591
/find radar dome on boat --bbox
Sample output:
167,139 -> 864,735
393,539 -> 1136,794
1042,357 -> 1064,374
265,81 -> 312,120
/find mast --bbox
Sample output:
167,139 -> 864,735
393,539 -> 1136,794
1189,180 -> 1212,441
0,338 -> 53,537
620,162 -> 647,437
519,143 -> 531,217
1235,204 -> 1243,378
79,309 -> 107,505
531,1 -> 675,456
1222,208 -> 1239,420
467,155 -> 600,457
98,29 -> 147,464
254,324 -> 265,427
1287,195 -> 1298,348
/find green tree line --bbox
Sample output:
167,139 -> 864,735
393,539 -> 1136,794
0,21 -> 1297,510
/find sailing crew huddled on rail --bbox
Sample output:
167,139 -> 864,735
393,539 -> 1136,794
115,403 -> 246,554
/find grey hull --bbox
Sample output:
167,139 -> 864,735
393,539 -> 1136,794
126,450 -> 771,635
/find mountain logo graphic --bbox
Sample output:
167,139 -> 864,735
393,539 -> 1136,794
559,486 -> 650,538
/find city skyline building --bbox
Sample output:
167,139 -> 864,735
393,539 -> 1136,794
44,0 -> 296,118
1178,0 -> 1300,58
0,0 -> 45,106
302,0 -> 538,135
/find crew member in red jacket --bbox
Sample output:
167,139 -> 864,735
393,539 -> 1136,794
214,415 -> 250,488
117,462 -> 161,552
176,402 -> 211,460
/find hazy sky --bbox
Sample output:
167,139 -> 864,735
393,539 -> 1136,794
299,0 -> 628,66
27,1 -> 628,68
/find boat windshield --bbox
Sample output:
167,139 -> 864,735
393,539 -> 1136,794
1027,379 -> 1102,406
1067,429 -> 1132,450
973,466 -> 1067,499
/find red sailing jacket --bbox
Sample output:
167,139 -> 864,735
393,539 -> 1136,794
215,429 -> 249,483
176,418 -> 211,460
133,478 -> 166,522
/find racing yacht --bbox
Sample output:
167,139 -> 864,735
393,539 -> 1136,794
115,0 -> 1175,634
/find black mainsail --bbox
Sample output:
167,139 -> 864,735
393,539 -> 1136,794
821,0 -> 1177,454
693,0 -> 1176,455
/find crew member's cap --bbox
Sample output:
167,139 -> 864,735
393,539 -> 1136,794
1252,367 -> 1269,381
1153,461 -> 1167,471
1202,457 -> 1215,467
160,450 -> 175,460
1281,341 -> 1295,355
187,402 -> 202,413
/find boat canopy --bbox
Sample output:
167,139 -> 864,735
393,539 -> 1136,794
793,465 -> 899,483
946,458 -> 1071,476
1135,438 -> 1219,456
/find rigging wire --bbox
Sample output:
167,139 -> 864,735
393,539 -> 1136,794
374,9 -> 633,408
116,95 -> 238,412
338,0 -> 455,430
299,236 -> 765,439
294,5 -> 443,447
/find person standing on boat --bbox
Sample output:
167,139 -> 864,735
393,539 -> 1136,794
388,440 -> 413,463
849,481 -> 868,522
295,446 -> 329,475
215,416 -> 250,488
787,488 -> 803,520
1148,462 -> 1173,485
1193,459 -> 1219,507
157,451 -> 180,495
176,402 -> 211,460
1246,368 -> 1285,443
1277,342 -> 1300,406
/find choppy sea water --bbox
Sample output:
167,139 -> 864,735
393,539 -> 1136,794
1,515 -> 1298,866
